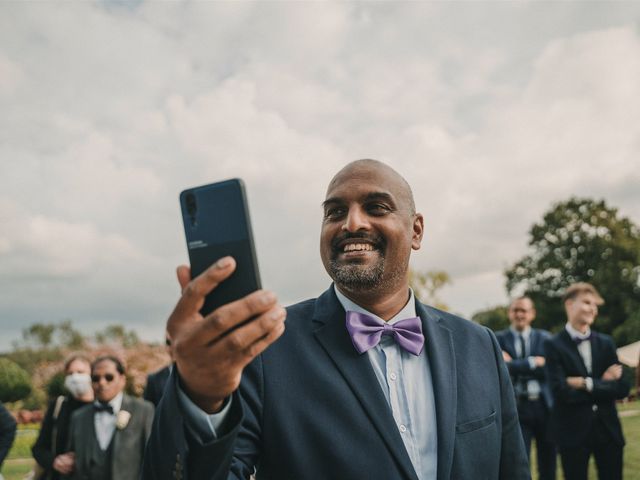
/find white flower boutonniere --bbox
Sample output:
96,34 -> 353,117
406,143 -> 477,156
116,410 -> 131,430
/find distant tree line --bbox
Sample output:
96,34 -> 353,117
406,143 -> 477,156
474,197 -> 640,347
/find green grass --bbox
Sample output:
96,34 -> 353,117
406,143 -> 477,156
2,403 -> 640,480
530,401 -> 640,480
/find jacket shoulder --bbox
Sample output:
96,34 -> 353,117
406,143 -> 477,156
420,303 -> 494,338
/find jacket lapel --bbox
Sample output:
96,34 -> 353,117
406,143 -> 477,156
503,331 -> 516,358
111,394 -> 130,473
559,330 -> 589,375
313,287 -> 418,480
417,303 -> 456,480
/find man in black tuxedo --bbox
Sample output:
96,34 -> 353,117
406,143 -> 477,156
545,283 -> 629,480
496,297 -> 556,480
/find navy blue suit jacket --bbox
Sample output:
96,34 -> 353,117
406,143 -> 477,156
144,365 -> 171,408
143,287 -> 530,479
545,329 -> 629,448
495,328 -> 553,409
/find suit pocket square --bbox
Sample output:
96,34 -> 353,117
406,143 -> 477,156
455,411 -> 496,434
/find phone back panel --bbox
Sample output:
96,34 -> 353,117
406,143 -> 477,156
180,179 -> 261,315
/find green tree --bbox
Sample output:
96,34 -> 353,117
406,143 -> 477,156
409,269 -> 452,310
472,305 -> 509,332
23,323 -> 56,348
58,320 -> 86,349
95,324 -> 140,348
0,358 -> 32,402
505,197 -> 640,340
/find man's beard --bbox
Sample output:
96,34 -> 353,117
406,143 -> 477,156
328,255 -> 385,291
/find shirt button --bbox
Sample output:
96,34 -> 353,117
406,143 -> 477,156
399,424 -> 407,433
389,373 -> 397,381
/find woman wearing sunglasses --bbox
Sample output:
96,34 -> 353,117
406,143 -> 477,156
31,354 -> 94,480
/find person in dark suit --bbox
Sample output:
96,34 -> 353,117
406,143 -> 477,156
546,282 -> 629,480
0,401 -> 17,477
142,159 -> 530,479
143,334 -> 173,407
66,356 -> 154,480
32,354 -> 94,480
496,296 -> 556,480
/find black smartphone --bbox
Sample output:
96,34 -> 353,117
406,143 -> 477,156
180,179 -> 261,316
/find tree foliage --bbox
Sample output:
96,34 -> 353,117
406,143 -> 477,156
472,305 -> 509,332
409,269 -> 452,311
505,197 -> 640,341
0,358 -> 32,403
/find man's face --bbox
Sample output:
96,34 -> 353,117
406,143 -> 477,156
508,298 -> 536,331
565,292 -> 599,331
320,163 -> 423,297
91,360 -> 126,403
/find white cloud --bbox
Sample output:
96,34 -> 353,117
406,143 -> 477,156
1,2 -> 640,349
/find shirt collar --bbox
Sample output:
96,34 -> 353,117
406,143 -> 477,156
333,284 -> 417,324
94,391 -> 124,413
509,325 -> 531,340
565,322 -> 591,340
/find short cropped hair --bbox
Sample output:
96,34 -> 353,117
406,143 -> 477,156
92,355 -> 126,375
562,282 -> 604,305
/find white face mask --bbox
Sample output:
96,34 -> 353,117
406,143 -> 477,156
64,372 -> 92,398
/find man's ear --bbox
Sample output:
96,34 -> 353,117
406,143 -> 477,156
412,213 -> 424,250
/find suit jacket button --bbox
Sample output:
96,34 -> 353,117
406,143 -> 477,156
592,404 -> 598,412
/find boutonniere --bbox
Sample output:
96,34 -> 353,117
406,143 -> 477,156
116,410 -> 131,430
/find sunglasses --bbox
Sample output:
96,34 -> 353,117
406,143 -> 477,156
91,374 -> 116,383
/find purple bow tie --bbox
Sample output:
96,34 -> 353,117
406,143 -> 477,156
345,311 -> 425,356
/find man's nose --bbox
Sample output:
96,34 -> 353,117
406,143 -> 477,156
342,207 -> 370,232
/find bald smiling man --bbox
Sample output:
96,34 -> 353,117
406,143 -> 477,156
143,159 -> 530,480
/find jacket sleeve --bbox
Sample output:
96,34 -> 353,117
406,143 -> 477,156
487,331 -> 531,480
31,398 -> 57,469
141,368 -> 245,480
591,337 -> 630,401
545,338 -> 593,404
0,402 -> 17,466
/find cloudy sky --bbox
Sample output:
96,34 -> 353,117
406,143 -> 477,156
1,1 -> 639,351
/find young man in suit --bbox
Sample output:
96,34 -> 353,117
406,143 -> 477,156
496,297 -> 556,480
546,283 -> 629,480
143,159 -> 530,479
67,356 -> 154,480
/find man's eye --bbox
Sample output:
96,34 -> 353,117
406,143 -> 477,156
367,204 -> 390,215
324,207 -> 346,219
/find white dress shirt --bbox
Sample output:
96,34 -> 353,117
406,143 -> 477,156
335,286 -> 438,480
565,323 -> 594,391
93,392 -> 123,450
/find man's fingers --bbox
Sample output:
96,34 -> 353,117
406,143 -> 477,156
171,257 -> 237,321
194,289 -> 281,345
176,265 -> 192,290
215,304 -> 286,356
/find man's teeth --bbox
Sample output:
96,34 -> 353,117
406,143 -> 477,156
343,243 -> 374,252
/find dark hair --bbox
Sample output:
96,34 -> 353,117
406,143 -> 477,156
562,282 -> 604,305
63,354 -> 92,373
92,355 -> 126,375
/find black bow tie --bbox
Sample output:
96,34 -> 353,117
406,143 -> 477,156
573,333 -> 592,345
93,403 -> 114,414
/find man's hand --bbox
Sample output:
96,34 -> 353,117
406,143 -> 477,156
566,376 -> 586,390
53,452 -> 75,474
532,356 -> 545,367
502,351 -> 512,362
168,256 -> 286,413
601,364 -> 622,381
